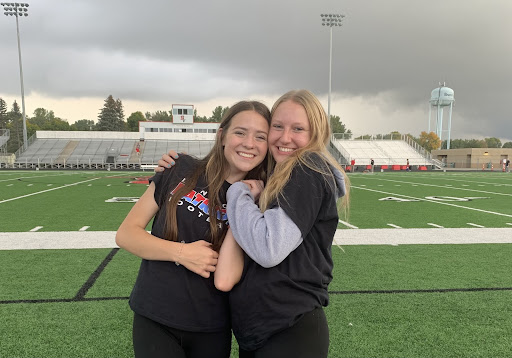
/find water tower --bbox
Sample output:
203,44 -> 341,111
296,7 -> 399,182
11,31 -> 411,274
428,83 -> 454,149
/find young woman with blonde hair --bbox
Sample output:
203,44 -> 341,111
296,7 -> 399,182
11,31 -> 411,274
216,89 -> 349,358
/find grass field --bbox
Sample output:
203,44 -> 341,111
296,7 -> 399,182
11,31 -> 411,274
1,170 -> 512,357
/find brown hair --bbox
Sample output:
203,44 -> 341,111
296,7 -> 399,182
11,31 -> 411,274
164,100 -> 271,251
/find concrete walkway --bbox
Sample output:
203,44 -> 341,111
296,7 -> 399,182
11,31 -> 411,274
1,228 -> 511,250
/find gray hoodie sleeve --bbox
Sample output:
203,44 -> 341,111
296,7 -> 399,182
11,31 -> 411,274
226,182 -> 303,268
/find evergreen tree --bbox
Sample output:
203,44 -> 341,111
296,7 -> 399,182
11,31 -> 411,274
503,142 -> 512,148
329,115 -> 347,134
209,106 -> 230,122
6,101 -> 23,153
96,95 -> 126,131
0,98 -> 8,129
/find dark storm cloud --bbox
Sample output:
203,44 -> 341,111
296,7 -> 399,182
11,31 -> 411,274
0,0 -> 511,140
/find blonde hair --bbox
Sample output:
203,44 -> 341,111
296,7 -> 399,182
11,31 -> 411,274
259,90 -> 350,218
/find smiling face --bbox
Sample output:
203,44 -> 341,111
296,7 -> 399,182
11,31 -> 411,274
268,100 -> 311,163
220,110 -> 269,183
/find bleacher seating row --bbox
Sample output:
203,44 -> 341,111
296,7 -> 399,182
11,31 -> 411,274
5,131 -> 435,170
12,137 -> 215,169
332,139 -> 433,167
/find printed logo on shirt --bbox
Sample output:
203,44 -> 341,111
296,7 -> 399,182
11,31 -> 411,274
170,179 -> 228,222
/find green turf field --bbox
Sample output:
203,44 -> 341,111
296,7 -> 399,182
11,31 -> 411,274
1,170 -> 512,357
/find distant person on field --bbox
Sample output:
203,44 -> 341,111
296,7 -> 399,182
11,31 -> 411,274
506,159 -> 510,173
116,101 -> 271,358
406,158 -> 410,171
370,158 -> 374,173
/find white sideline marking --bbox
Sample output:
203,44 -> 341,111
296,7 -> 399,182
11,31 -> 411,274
27,184 -> 33,186
355,178 -> 512,197
507,223 -> 512,226
88,184 -> 92,186
332,228 -> 512,246
0,173 -> 86,183
4,228 -> 512,250
467,223 -> 485,228
7,184 -> 13,186
30,226 -> 43,232
462,184 -> 469,187
47,184 -> 53,186
79,226 -> 90,231
387,224 -> 402,228
338,220 -> 358,229
427,223 -> 444,228
351,186 -> 512,218
0,177 -> 101,204
107,184 -> 111,187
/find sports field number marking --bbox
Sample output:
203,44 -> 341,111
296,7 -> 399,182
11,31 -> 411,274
353,186 -> 512,218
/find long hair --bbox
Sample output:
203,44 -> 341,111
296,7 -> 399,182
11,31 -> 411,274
164,101 -> 271,251
259,90 -> 350,217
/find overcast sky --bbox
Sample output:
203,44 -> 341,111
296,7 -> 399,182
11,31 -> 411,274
1,0 -> 511,142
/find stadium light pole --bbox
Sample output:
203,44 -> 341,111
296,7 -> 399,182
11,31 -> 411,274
320,13 -> 344,124
2,2 -> 29,151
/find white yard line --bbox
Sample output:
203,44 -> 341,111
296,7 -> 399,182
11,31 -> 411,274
338,220 -> 358,229
467,223 -> 485,228
373,173 -> 512,187
0,172 -> 133,205
79,226 -> 90,231
332,228 -> 512,246
3,228 -> 512,250
351,185 -> 512,218
353,178 -> 512,197
29,226 -> 43,232
0,177 -> 101,204
387,224 -> 402,228
0,173 -> 81,183
427,223 -> 444,228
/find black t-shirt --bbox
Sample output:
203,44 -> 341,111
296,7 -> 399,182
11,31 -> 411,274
229,156 -> 339,350
129,155 -> 231,332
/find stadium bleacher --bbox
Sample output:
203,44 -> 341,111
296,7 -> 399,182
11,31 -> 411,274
10,131 -> 216,169
7,130 -> 437,170
331,137 -> 437,170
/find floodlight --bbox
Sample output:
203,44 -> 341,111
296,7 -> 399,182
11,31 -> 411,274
1,1 -> 30,150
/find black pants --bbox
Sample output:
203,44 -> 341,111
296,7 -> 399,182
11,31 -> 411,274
132,313 -> 231,358
239,307 -> 329,358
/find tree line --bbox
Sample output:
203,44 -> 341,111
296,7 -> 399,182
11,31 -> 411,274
0,95 -> 233,153
1,95 -> 353,154
2,95 -> 509,154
